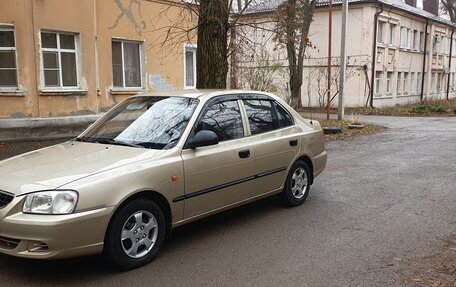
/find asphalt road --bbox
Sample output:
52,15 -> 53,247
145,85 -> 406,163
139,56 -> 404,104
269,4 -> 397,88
0,116 -> 455,286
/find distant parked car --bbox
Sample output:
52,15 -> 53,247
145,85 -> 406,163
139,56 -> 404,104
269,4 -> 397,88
0,90 -> 327,270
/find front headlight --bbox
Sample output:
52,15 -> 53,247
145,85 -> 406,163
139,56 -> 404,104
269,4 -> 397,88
23,190 -> 78,214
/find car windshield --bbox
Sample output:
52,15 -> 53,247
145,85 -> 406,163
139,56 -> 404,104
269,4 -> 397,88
77,96 -> 199,150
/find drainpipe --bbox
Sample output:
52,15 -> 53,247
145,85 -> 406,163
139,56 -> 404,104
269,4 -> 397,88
420,20 -> 429,102
369,5 -> 383,108
446,27 -> 454,100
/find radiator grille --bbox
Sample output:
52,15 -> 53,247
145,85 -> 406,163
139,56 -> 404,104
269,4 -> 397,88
0,190 -> 14,209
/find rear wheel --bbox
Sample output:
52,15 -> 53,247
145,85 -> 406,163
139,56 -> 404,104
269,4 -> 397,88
104,199 -> 166,270
279,160 -> 311,206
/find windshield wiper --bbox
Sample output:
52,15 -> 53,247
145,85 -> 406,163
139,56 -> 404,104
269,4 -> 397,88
94,137 -> 144,148
74,137 -> 89,142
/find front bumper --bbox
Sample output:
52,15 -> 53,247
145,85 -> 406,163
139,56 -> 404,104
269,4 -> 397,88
0,196 -> 115,259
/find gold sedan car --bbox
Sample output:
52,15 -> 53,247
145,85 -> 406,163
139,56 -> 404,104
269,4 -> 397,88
0,90 -> 326,269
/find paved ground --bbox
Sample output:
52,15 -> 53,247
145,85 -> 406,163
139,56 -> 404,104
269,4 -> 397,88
0,116 -> 455,286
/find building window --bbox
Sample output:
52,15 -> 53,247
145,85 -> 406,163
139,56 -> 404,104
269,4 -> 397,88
184,45 -> 196,89
437,73 -> 442,92
375,71 -> 382,95
451,39 -> 456,55
407,29 -> 411,49
403,72 -> 409,93
411,72 -> 416,92
386,72 -> 392,94
400,27 -> 407,48
453,73 -> 456,90
112,40 -> 143,88
41,31 -> 79,88
0,27 -> 17,87
389,24 -> 396,46
439,36 -> 445,54
397,72 -> 402,94
377,22 -> 385,44
431,73 -> 436,91
413,30 -> 419,50
420,32 -> 425,51
416,72 -> 422,92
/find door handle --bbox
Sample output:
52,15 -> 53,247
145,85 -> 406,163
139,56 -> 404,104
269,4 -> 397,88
238,150 -> 250,159
289,139 -> 298,147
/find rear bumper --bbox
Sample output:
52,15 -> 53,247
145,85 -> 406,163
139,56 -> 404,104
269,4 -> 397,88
0,196 -> 115,259
312,150 -> 327,179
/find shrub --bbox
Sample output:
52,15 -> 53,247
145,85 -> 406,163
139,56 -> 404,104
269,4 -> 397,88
428,105 -> 445,113
410,103 -> 426,114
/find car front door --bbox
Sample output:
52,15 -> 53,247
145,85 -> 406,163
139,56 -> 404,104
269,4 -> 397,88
180,97 -> 256,219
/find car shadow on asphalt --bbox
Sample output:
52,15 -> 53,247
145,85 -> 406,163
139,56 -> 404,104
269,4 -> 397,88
0,194 -> 299,283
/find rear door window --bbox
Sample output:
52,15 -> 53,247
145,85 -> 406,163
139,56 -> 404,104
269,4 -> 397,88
243,99 -> 293,135
243,99 -> 275,135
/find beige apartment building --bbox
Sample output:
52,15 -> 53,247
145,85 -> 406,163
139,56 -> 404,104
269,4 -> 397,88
238,0 -> 456,108
0,0 -> 197,119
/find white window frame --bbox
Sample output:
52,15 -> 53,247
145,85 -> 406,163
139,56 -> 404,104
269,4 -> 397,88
377,21 -> 385,44
386,72 -> 392,94
417,72 -> 422,92
184,44 -> 197,89
0,26 -> 18,90
400,27 -> 407,48
40,31 -> 81,91
375,71 -> 382,95
389,24 -> 396,46
411,72 -> 416,92
420,32 -> 425,51
403,72 -> 409,93
413,30 -> 419,50
407,29 -> 411,49
111,39 -> 145,90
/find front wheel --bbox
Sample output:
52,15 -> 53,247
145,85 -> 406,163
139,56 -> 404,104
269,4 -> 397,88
104,199 -> 166,270
279,160 -> 311,206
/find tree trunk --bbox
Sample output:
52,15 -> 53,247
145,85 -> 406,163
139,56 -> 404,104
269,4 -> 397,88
196,0 -> 229,89
283,0 -> 316,110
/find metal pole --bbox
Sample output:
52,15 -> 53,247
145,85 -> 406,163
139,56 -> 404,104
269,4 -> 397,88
327,0 -> 333,120
338,0 -> 348,120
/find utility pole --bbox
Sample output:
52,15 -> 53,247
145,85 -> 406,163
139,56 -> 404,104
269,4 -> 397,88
338,0 -> 348,120
327,0 -> 333,120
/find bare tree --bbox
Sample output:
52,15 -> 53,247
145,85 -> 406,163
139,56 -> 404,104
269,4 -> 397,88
274,0 -> 317,110
440,0 -> 456,21
311,58 -> 359,108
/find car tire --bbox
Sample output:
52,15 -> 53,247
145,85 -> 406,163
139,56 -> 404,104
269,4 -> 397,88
104,199 -> 166,270
279,160 -> 311,207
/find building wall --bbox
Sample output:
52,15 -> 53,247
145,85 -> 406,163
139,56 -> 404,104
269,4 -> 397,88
301,5 -> 376,108
0,0 -> 196,118
237,3 -> 456,108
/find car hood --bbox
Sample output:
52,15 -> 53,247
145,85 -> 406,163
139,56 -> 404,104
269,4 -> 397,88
0,141 -> 155,196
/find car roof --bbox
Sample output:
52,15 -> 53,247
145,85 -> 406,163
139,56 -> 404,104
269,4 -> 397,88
133,89 -> 272,101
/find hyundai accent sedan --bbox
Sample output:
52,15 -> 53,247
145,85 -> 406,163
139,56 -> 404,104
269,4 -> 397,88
0,90 -> 326,270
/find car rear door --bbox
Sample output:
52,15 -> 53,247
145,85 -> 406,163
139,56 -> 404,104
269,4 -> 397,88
241,95 -> 300,194
179,97 -> 256,219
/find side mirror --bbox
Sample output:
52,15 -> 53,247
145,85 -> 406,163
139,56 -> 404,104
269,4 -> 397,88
190,130 -> 219,149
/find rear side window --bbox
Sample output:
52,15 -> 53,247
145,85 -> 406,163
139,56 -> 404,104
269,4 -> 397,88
243,99 -> 293,135
274,101 -> 293,128
196,100 -> 244,142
